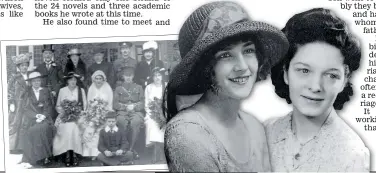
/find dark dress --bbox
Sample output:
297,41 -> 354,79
64,58 -> 87,90
20,87 -> 56,165
134,58 -> 164,88
8,72 -> 31,151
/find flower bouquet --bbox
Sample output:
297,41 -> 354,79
148,97 -> 166,129
80,97 -> 109,132
60,99 -> 82,123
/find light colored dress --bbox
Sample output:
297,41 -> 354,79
53,86 -> 87,156
164,109 -> 271,172
144,83 -> 164,146
265,111 -> 370,172
81,78 -> 113,157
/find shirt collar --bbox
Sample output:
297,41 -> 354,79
105,125 -> 118,133
33,87 -> 42,92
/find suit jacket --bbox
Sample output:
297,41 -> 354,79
36,62 -> 64,94
98,127 -> 129,153
134,58 -> 164,87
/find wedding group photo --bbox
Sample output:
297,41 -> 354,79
5,39 -> 180,169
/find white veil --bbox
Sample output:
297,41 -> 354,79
87,70 -> 113,111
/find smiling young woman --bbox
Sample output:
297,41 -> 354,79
266,8 -> 370,172
162,1 -> 289,172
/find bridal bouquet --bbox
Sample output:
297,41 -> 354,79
60,99 -> 82,123
81,97 -> 109,131
148,97 -> 166,128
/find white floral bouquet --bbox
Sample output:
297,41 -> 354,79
80,97 -> 109,132
148,97 -> 166,129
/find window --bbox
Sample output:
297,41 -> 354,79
18,46 -> 29,55
33,45 -> 43,66
109,48 -> 118,62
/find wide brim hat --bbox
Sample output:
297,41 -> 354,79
142,41 -> 158,52
42,44 -> 54,53
169,1 -> 289,95
63,72 -> 81,80
67,48 -> 82,57
26,71 -> 46,81
12,53 -> 32,65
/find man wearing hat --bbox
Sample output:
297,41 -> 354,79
134,41 -> 165,88
113,42 -> 137,87
36,44 -> 64,121
87,48 -> 116,89
113,66 -> 144,158
8,53 -> 33,153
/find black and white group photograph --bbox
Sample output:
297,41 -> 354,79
5,39 -> 180,170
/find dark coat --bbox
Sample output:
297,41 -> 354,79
20,87 -> 55,164
36,62 -> 64,95
64,58 -> 87,90
134,58 -> 164,88
98,127 -> 129,153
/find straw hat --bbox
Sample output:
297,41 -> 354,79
26,71 -> 45,81
67,48 -> 82,57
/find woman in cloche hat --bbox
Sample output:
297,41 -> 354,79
18,71 -> 56,168
163,1 -> 289,172
64,48 -> 87,90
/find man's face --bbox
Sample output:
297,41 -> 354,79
120,47 -> 131,58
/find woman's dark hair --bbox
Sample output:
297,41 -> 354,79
271,8 -> 361,110
163,34 -> 273,123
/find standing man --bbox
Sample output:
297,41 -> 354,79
36,44 -> 64,121
113,42 -> 137,87
87,48 -> 115,89
134,41 -> 164,88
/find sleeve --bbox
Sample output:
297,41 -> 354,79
134,85 -> 144,112
144,85 -> 151,117
346,146 -> 370,172
7,74 -> 17,105
120,129 -> 130,151
133,64 -> 144,86
113,87 -> 126,111
55,88 -> 63,114
42,89 -> 53,121
165,121 -> 220,172
97,130 -> 107,153
82,88 -> 87,111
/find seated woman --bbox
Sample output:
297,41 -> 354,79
81,70 -> 113,159
18,72 -> 56,168
163,1 -> 288,172
266,8 -> 370,172
53,72 -> 87,167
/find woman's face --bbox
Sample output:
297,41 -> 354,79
70,55 -> 80,65
285,42 -> 347,117
31,78 -> 41,89
213,41 -> 258,100
153,72 -> 162,84
67,77 -> 77,87
144,51 -> 153,61
18,62 -> 29,73
94,75 -> 104,88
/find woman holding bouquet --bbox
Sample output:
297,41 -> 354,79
53,72 -> 87,167
145,67 -> 166,164
18,72 -> 55,168
81,70 -> 113,159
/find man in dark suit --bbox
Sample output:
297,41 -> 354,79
87,48 -> 116,89
134,41 -> 165,88
35,44 -> 64,121
97,111 -> 134,166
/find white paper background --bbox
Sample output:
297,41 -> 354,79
0,0 -> 373,172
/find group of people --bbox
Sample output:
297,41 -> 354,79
8,40 -> 169,168
163,1 -> 370,172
